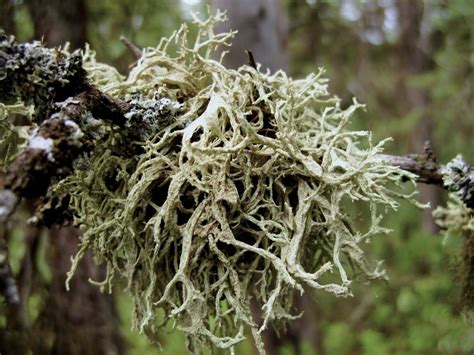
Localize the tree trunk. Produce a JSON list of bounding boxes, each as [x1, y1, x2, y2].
[[35, 227, 124, 355], [212, 0, 288, 72], [0, 0, 15, 34], [26, 0, 87, 49], [396, 0, 440, 234]]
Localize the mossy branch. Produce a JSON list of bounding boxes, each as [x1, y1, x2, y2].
[[0, 33, 129, 306]]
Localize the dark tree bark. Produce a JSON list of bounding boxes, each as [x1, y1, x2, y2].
[[0, 0, 15, 34], [36, 227, 124, 355], [26, 0, 87, 49]]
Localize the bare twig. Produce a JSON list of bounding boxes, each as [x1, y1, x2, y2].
[[246, 50, 258, 70], [120, 36, 142, 60], [379, 153, 444, 185], [379, 142, 473, 208]]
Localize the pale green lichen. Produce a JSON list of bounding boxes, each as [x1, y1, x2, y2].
[[0, 102, 33, 168], [434, 195, 474, 236], [434, 195, 474, 324], [49, 12, 421, 353]]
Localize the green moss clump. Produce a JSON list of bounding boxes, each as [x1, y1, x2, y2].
[[48, 12, 420, 353]]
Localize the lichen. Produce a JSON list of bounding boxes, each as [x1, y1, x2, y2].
[[28, 134, 54, 161], [123, 93, 183, 141], [441, 155, 474, 208], [43, 12, 422, 353], [0, 32, 86, 123], [0, 102, 33, 168], [434, 195, 474, 324]]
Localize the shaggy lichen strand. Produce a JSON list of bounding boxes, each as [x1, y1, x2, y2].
[[58, 13, 419, 353], [82, 44, 124, 92], [434, 195, 474, 237]]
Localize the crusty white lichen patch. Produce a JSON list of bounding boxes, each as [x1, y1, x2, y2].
[[28, 134, 54, 161], [64, 118, 84, 143]]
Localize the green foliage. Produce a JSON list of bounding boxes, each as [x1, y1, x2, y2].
[[324, 322, 354, 354]]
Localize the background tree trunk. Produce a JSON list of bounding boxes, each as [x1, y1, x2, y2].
[[26, 0, 87, 48], [0, 0, 15, 34], [396, 0, 440, 234], [212, 0, 288, 72]]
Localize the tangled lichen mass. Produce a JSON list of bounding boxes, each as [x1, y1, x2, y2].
[[2, 13, 422, 353]]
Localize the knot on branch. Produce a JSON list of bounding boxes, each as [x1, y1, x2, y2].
[[5, 105, 85, 198]]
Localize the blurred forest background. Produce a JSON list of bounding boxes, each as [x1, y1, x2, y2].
[[0, 0, 473, 354]]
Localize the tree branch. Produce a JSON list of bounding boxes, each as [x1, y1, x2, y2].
[[120, 36, 142, 60], [379, 142, 473, 208], [0, 34, 131, 303], [379, 153, 443, 185]]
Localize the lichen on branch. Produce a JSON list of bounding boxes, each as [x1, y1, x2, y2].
[[434, 195, 474, 324], [40, 12, 422, 352]]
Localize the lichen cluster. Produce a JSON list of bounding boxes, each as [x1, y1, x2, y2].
[[49, 13, 420, 352], [434, 195, 474, 324], [441, 155, 474, 209], [2, 13, 420, 353]]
